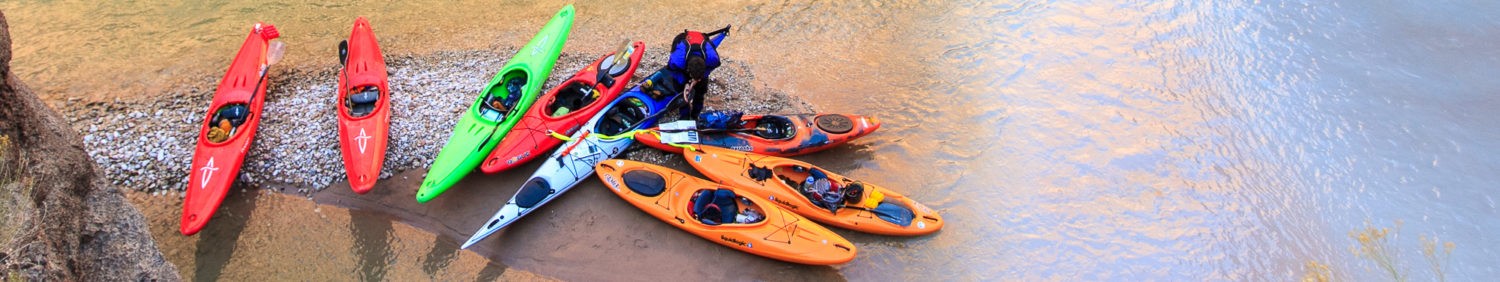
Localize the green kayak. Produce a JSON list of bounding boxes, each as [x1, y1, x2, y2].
[[419, 5, 574, 202]]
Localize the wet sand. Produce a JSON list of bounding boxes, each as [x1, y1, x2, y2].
[[125, 189, 554, 281]]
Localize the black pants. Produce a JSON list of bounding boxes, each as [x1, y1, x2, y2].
[[679, 81, 708, 119]]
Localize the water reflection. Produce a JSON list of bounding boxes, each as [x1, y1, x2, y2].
[[193, 186, 260, 281], [421, 235, 460, 276], [348, 210, 394, 281]]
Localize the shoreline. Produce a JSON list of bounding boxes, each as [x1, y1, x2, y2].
[[61, 47, 812, 195], [80, 46, 841, 280]]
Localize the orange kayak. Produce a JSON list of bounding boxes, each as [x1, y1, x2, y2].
[[633, 113, 880, 156], [685, 145, 943, 236], [595, 159, 857, 265]]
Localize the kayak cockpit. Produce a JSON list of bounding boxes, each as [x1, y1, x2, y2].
[[746, 115, 795, 140], [514, 178, 552, 209], [769, 166, 863, 211], [546, 80, 599, 118], [480, 70, 528, 122], [689, 188, 765, 226], [595, 97, 649, 136], [345, 85, 381, 118], [205, 103, 250, 144], [766, 164, 918, 226]]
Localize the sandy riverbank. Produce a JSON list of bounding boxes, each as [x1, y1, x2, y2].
[[60, 47, 811, 195], [64, 45, 857, 280]]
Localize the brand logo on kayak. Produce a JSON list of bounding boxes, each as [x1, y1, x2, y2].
[[771, 196, 798, 210], [720, 235, 748, 247], [355, 128, 372, 154], [506, 151, 530, 165], [602, 174, 619, 189], [199, 158, 219, 189], [532, 34, 550, 56]]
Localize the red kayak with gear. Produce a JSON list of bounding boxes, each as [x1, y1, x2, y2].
[[479, 41, 645, 173], [634, 113, 881, 156], [335, 17, 391, 194], [183, 23, 283, 235]]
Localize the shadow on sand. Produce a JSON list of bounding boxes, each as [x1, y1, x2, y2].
[[310, 143, 876, 280]]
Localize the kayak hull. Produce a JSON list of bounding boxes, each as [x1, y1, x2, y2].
[[182, 23, 278, 236], [337, 17, 391, 194], [596, 160, 857, 265], [481, 41, 646, 174], [686, 145, 944, 236], [635, 113, 881, 156], [418, 5, 574, 202]]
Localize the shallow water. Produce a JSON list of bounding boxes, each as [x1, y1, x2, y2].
[[7, 0, 1500, 280]]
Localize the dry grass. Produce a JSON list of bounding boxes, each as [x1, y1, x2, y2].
[[1343, 220, 1458, 282], [1420, 234, 1455, 282], [1302, 261, 1332, 282]]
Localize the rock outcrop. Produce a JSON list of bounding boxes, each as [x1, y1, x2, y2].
[[0, 10, 180, 281]]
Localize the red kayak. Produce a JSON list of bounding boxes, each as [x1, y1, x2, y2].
[[183, 23, 281, 235], [634, 114, 881, 156], [335, 17, 391, 194], [479, 41, 645, 173]]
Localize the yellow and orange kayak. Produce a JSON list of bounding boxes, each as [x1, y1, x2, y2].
[[684, 145, 943, 236], [595, 159, 857, 265]]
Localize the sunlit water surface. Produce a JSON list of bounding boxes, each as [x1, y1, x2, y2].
[[4, 0, 1498, 280]]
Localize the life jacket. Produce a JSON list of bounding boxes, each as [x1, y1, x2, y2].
[[668, 26, 729, 79]]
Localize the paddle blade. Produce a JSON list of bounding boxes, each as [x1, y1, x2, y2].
[[266, 41, 286, 66], [609, 39, 632, 67], [338, 40, 349, 66]]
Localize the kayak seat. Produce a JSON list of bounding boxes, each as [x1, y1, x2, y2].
[[691, 189, 739, 225], [216, 104, 250, 126], [643, 72, 683, 100], [692, 190, 720, 225], [548, 81, 596, 117], [347, 88, 380, 117], [502, 76, 525, 107], [712, 189, 739, 224], [752, 116, 795, 140], [596, 98, 648, 136], [479, 76, 526, 121]]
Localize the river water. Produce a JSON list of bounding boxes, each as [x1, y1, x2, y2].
[[5, 0, 1499, 280]]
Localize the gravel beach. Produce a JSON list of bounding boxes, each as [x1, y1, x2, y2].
[[61, 47, 814, 195]]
